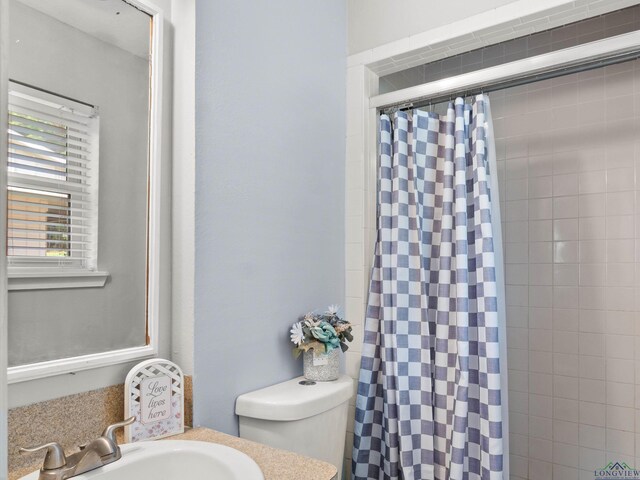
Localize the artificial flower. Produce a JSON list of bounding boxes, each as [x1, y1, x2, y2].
[[334, 322, 351, 333], [310, 321, 341, 351], [290, 306, 353, 356], [290, 322, 305, 346], [304, 313, 320, 328]]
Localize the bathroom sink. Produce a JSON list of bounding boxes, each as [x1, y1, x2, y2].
[[20, 440, 264, 480]]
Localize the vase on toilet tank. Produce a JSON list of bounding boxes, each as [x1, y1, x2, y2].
[[303, 348, 339, 381]]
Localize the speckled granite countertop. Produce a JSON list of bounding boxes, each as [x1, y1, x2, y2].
[[9, 427, 338, 480]]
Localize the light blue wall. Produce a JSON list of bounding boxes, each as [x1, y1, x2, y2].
[[194, 1, 346, 435]]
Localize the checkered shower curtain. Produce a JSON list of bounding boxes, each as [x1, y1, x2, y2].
[[352, 96, 504, 480]]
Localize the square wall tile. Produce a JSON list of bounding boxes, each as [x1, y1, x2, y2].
[[529, 241, 552, 262], [529, 176, 553, 198], [580, 310, 605, 334], [579, 401, 606, 427], [606, 358, 634, 384], [607, 167, 635, 192], [606, 405, 635, 431], [553, 464, 580, 480], [579, 263, 606, 286], [579, 355, 605, 380], [555, 241, 579, 263], [579, 240, 605, 263], [579, 378, 605, 404], [554, 419, 579, 445], [579, 171, 606, 194], [606, 382, 634, 408], [579, 424, 605, 450], [579, 333, 605, 357], [554, 218, 579, 241], [605, 215, 634, 239], [579, 217, 606, 240], [554, 398, 579, 423], [555, 264, 579, 286], [529, 221, 552, 242], [529, 437, 553, 462], [554, 196, 580, 218], [529, 415, 553, 440], [554, 174, 579, 196], [553, 308, 579, 331], [529, 307, 552, 330], [578, 193, 606, 217], [553, 463, 579, 479], [579, 446, 606, 471], [529, 394, 553, 419], [606, 428, 635, 456]]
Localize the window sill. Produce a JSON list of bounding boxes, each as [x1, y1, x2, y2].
[[8, 270, 110, 291]]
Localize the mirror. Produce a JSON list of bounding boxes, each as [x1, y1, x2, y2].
[[6, 0, 161, 379]]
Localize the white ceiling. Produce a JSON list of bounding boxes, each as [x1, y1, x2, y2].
[[18, 0, 151, 58]]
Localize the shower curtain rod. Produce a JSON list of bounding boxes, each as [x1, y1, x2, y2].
[[373, 29, 640, 115], [385, 51, 640, 114]]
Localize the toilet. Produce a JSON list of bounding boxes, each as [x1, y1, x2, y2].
[[235, 375, 353, 480]]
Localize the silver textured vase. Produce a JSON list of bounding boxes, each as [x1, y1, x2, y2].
[[303, 348, 339, 381]]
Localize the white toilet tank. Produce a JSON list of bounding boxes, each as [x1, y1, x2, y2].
[[235, 375, 353, 480]]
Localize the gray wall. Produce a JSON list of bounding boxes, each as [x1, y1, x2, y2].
[[194, 0, 346, 435], [8, 1, 149, 366]]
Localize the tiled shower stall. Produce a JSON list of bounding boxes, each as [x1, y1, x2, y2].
[[493, 61, 640, 479], [344, 6, 640, 480]]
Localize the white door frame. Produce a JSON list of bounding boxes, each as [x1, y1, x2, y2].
[[0, 0, 9, 475]]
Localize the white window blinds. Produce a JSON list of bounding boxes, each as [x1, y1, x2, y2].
[[7, 82, 99, 270]]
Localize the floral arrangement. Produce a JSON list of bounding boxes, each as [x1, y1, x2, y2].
[[290, 305, 353, 357]]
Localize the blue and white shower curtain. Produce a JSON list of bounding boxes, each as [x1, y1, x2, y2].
[[352, 96, 507, 480]]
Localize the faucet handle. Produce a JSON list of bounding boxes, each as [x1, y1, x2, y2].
[[19, 442, 67, 470], [101, 416, 136, 444]]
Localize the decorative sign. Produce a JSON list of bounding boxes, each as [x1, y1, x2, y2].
[[140, 376, 171, 423], [124, 358, 184, 442]]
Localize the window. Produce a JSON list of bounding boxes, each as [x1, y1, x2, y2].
[[7, 82, 100, 275]]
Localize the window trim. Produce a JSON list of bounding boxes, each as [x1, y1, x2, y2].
[[7, 0, 164, 383], [7, 269, 109, 291]]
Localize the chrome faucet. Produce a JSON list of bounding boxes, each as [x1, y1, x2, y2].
[[20, 417, 135, 480]]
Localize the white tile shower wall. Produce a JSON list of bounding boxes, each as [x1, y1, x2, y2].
[[493, 59, 640, 479], [342, 63, 379, 479]]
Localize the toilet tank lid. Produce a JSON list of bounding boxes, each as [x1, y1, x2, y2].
[[235, 375, 353, 421]]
